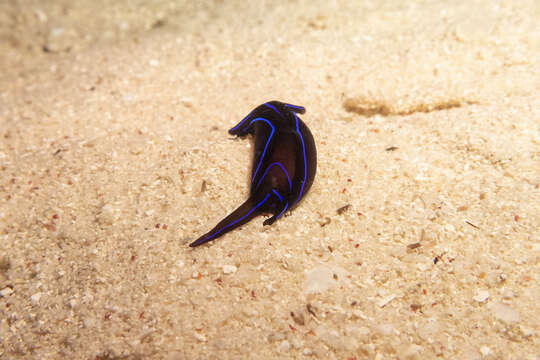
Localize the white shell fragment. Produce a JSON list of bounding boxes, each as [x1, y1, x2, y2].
[[222, 265, 237, 274], [473, 290, 490, 303], [305, 266, 335, 294]]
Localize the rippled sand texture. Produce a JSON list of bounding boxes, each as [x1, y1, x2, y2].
[[1, 1, 539, 359]]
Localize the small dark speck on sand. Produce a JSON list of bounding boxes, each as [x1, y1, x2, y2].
[[337, 204, 351, 215]]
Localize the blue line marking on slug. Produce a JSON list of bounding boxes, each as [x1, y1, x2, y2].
[[284, 103, 305, 112], [292, 113, 307, 206], [276, 202, 289, 220], [249, 117, 275, 183], [199, 193, 272, 243], [255, 162, 292, 192], [230, 109, 255, 132], [272, 189, 283, 202], [264, 103, 285, 119]]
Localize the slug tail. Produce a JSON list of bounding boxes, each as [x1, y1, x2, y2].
[[189, 194, 270, 247]]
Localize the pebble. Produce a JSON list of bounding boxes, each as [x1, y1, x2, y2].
[[0, 255, 10, 271], [519, 324, 534, 337], [277, 340, 290, 352], [290, 338, 302, 349], [69, 298, 77, 308], [34, 9, 48, 22], [49, 27, 65, 38], [480, 346, 491, 356], [267, 332, 286, 342], [194, 332, 206, 342], [488, 302, 520, 324], [0, 287, 13, 297], [290, 309, 305, 325], [44, 27, 77, 52], [314, 326, 343, 349], [375, 323, 393, 336], [222, 265, 237, 274], [400, 344, 423, 359], [30, 292, 42, 305]]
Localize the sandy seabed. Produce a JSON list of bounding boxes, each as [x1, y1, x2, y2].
[[1, 1, 539, 359]]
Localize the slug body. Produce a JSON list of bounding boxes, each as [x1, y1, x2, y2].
[[189, 101, 317, 247]]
